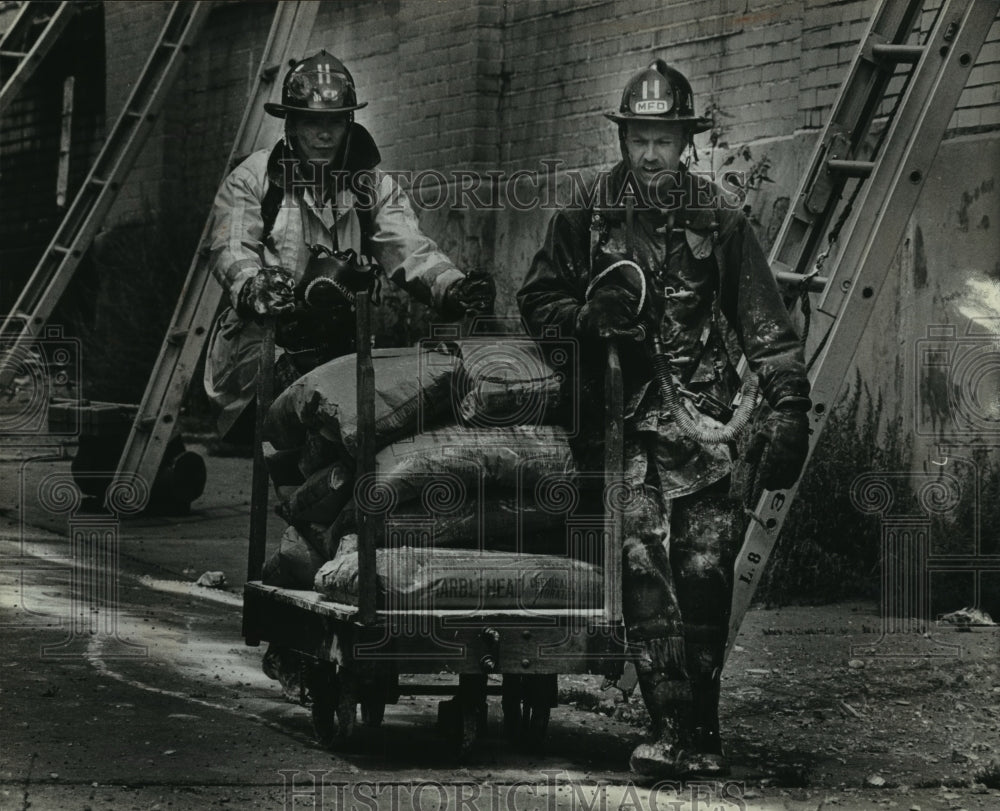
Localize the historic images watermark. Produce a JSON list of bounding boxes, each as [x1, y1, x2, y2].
[[1, 322, 147, 658], [277, 770, 749, 811], [848, 318, 1000, 657], [274, 160, 748, 214]]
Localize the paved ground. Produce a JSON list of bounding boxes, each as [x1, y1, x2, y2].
[[1, 437, 998, 810]]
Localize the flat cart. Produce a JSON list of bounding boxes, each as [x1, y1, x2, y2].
[[242, 294, 628, 753]]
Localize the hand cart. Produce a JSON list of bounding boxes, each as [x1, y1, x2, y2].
[[241, 293, 628, 753]]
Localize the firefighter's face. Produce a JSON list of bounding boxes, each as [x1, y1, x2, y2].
[[286, 113, 349, 163], [624, 121, 686, 189]]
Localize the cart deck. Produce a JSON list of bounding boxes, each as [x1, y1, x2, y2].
[[241, 298, 628, 752]]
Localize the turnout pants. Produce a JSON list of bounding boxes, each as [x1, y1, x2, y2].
[[620, 434, 743, 685]]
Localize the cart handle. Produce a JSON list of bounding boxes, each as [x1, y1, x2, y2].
[[355, 291, 378, 625], [247, 323, 276, 584], [602, 341, 624, 624]]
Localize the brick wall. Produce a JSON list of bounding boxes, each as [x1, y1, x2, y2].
[[0, 2, 105, 309], [100, 1, 1000, 227], [91, 1, 999, 334], [101, 0, 171, 227]]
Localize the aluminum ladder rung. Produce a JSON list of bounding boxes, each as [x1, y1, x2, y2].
[[260, 63, 283, 82], [826, 159, 876, 178], [871, 43, 925, 63], [775, 270, 829, 293]]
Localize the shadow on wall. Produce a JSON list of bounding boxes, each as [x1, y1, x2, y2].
[[68, 216, 203, 408]]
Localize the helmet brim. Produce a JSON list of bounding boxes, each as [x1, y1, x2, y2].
[[604, 111, 713, 134], [264, 101, 368, 118]]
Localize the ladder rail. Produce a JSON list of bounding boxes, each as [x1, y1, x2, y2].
[[0, 1, 213, 387], [726, 0, 1000, 660], [110, 1, 320, 507], [768, 0, 925, 283], [0, 1, 78, 116]]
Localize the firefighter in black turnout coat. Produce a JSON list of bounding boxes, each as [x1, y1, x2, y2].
[[517, 60, 812, 778]]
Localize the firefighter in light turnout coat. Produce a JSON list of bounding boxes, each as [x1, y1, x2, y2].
[[517, 61, 812, 777], [204, 51, 494, 436]]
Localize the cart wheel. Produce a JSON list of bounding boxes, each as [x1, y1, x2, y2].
[[501, 675, 524, 742], [358, 675, 388, 728], [307, 665, 357, 749], [438, 675, 488, 758], [360, 698, 385, 728], [501, 674, 556, 752]]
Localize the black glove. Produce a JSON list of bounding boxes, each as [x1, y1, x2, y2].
[[236, 268, 296, 321], [442, 272, 496, 319], [744, 407, 810, 492], [577, 285, 641, 338], [274, 303, 354, 354]]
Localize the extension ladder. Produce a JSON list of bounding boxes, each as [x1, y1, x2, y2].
[[0, 0, 79, 115], [109, 1, 320, 507], [0, 1, 212, 387], [726, 0, 1000, 658]]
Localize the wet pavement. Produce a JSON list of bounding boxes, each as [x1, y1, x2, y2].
[[1, 439, 998, 810]]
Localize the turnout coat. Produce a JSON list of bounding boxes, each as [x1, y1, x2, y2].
[[517, 162, 810, 497], [204, 126, 464, 435]]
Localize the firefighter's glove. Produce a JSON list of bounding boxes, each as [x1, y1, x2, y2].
[[745, 406, 810, 492], [577, 286, 641, 339], [442, 272, 496, 319], [236, 268, 296, 321]]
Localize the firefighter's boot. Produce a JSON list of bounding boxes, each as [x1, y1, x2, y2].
[[675, 639, 729, 776], [628, 672, 694, 777], [677, 673, 730, 776]]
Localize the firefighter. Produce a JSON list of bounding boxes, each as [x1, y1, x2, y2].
[[204, 50, 494, 437], [517, 60, 811, 777]]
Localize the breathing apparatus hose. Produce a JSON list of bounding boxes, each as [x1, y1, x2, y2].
[[586, 248, 758, 444], [649, 335, 759, 445]]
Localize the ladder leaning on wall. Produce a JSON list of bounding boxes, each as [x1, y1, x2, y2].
[[106, 0, 320, 511], [0, 1, 212, 386], [0, 0, 319, 512], [0, 0, 80, 116], [725, 0, 1000, 659]]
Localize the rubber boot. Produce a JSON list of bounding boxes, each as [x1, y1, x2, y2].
[[628, 673, 695, 778], [677, 674, 730, 777]]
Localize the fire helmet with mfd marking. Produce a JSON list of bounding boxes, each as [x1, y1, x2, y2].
[[264, 50, 367, 118], [605, 59, 712, 134]]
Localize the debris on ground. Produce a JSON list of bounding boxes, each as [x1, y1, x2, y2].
[[938, 607, 995, 627], [195, 571, 227, 589]]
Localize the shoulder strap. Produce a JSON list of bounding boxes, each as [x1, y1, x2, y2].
[[712, 227, 746, 370], [259, 175, 378, 260], [350, 169, 383, 263], [355, 204, 375, 261], [259, 180, 284, 251]]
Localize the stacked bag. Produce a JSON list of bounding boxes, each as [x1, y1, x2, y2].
[[260, 338, 606, 611]]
